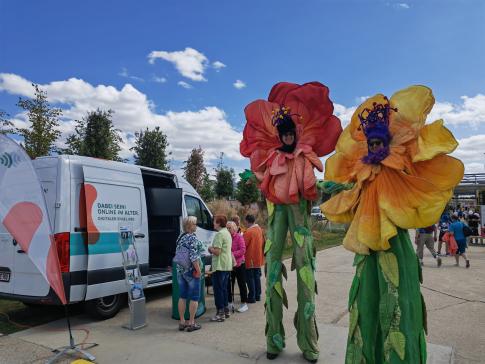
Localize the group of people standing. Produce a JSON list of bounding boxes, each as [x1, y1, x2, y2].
[[415, 208, 475, 268], [175, 213, 265, 332]]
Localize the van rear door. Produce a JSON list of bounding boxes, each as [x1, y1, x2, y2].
[[0, 224, 14, 294], [0, 159, 56, 299], [11, 165, 56, 297], [81, 165, 147, 300]]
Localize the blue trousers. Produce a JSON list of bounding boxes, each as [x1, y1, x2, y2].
[[212, 271, 230, 310], [245, 267, 262, 301]]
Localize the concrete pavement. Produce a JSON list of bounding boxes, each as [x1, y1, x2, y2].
[[2, 239, 484, 363]]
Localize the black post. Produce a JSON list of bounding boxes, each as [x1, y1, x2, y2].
[[64, 305, 75, 349]]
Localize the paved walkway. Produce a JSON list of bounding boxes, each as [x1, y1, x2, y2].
[[2, 238, 484, 363]]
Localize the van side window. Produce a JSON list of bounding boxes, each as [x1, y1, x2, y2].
[[200, 203, 212, 230], [184, 195, 212, 230], [185, 195, 203, 223]]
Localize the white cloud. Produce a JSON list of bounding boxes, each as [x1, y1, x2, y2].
[[0, 73, 36, 97], [118, 67, 144, 82], [356, 96, 370, 103], [233, 80, 246, 89], [333, 103, 356, 127], [0, 73, 243, 163], [147, 47, 208, 81], [152, 76, 167, 83], [397, 3, 410, 9], [427, 94, 485, 127], [451, 134, 485, 173], [177, 81, 192, 89], [212, 61, 226, 70]]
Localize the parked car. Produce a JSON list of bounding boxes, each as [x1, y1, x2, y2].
[[311, 206, 325, 221]]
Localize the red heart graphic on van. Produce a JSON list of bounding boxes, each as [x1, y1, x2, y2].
[[3, 202, 43, 253]]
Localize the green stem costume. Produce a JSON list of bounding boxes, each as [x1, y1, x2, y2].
[[348, 228, 427, 364], [264, 200, 319, 361]]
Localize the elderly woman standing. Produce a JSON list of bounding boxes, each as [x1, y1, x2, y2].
[[175, 216, 204, 332], [208, 215, 233, 322], [226, 221, 248, 313]]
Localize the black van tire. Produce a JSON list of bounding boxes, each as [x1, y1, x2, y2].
[[84, 294, 123, 320]]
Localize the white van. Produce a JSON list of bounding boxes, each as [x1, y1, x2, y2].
[[0, 155, 215, 319]]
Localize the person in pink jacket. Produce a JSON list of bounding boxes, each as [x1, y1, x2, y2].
[[226, 221, 249, 313]]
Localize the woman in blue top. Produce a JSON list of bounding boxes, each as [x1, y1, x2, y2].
[[448, 214, 470, 268], [175, 216, 205, 331]]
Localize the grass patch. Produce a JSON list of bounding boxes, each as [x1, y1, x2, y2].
[[0, 299, 76, 335], [281, 221, 346, 260]]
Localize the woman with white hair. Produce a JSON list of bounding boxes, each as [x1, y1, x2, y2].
[[226, 220, 249, 313], [175, 216, 205, 332]]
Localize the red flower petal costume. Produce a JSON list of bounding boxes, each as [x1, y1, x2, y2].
[[240, 82, 342, 204], [240, 82, 342, 360]]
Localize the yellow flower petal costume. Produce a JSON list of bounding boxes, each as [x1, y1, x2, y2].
[[321, 85, 464, 254], [321, 85, 464, 363]]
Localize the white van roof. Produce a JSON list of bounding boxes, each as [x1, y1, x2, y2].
[[35, 155, 198, 195]]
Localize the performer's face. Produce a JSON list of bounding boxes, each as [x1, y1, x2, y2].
[[368, 138, 384, 153], [282, 132, 295, 146]]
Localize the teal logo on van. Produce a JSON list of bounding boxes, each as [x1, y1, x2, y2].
[[70, 232, 127, 256], [0, 152, 21, 168]]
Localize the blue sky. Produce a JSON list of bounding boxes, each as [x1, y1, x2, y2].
[[1, 0, 485, 175]]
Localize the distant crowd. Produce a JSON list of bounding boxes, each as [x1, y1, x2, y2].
[[415, 205, 480, 269]]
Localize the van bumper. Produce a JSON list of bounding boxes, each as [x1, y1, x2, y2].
[[0, 287, 63, 305]]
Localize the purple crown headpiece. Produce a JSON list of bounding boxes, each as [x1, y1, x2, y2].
[[357, 97, 397, 138]]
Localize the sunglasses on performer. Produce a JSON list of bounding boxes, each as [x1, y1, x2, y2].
[[368, 140, 383, 147]]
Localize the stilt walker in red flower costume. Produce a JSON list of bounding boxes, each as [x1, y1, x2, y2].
[[240, 82, 342, 362]]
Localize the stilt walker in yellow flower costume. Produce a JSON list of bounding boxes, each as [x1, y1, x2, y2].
[[240, 82, 342, 362], [320, 86, 464, 364]]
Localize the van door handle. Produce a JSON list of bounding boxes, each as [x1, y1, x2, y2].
[[17, 249, 25, 254], [12, 239, 17, 246], [134, 233, 145, 239], [74, 227, 87, 232]]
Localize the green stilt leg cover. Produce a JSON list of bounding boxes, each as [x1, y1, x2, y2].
[[265, 200, 319, 361], [347, 228, 427, 364]]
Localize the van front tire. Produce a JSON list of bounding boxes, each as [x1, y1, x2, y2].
[[85, 294, 123, 320]]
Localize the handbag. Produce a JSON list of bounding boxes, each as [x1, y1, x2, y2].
[[173, 234, 192, 270], [463, 224, 473, 237]]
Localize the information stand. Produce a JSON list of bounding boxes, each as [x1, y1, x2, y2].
[[119, 225, 147, 330]]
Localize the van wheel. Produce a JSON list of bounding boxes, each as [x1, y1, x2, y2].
[[85, 294, 123, 320]]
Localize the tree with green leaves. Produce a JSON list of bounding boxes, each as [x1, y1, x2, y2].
[[64, 109, 123, 161], [16, 84, 62, 158], [236, 178, 260, 206], [183, 146, 207, 192], [215, 153, 235, 199], [0, 110, 14, 134], [131, 126, 170, 170], [199, 173, 216, 201]]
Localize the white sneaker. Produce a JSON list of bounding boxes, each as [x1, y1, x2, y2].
[[237, 303, 248, 313]]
